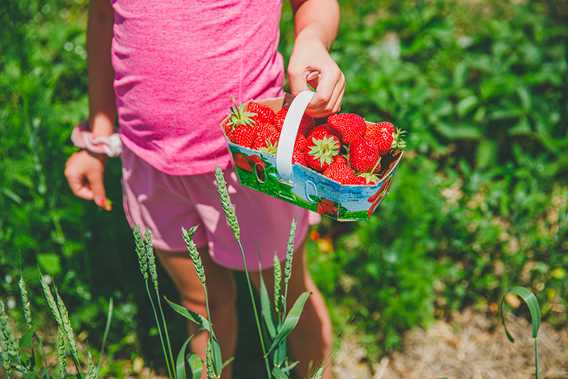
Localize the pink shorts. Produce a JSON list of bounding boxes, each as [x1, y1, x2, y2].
[[121, 146, 320, 271]]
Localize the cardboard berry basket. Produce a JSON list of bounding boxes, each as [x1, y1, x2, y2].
[[221, 91, 403, 221]]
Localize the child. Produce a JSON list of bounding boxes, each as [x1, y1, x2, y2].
[[65, 1, 343, 378]]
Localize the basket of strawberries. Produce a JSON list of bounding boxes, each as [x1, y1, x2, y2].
[[221, 91, 405, 221]]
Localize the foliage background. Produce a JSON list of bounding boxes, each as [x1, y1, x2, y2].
[[1, 0, 567, 376]]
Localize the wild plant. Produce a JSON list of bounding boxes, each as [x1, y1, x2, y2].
[[0, 274, 113, 378], [133, 167, 324, 378]]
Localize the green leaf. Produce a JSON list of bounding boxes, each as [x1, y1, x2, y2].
[[259, 274, 277, 338], [267, 292, 310, 354], [499, 286, 541, 341], [188, 354, 203, 379], [476, 140, 496, 169], [176, 336, 192, 379], [19, 329, 34, 349], [435, 123, 482, 140], [97, 298, 114, 373], [310, 367, 324, 379], [499, 287, 542, 379], [37, 253, 61, 275], [209, 336, 224, 378], [165, 297, 211, 332], [457, 95, 478, 116], [272, 366, 288, 379]]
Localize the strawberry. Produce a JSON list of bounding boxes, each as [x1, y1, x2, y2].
[[323, 157, 359, 184], [234, 153, 252, 172], [230, 125, 258, 148], [293, 134, 308, 165], [366, 122, 406, 155], [349, 137, 381, 173], [224, 103, 256, 138], [247, 101, 275, 124], [252, 124, 280, 153], [304, 126, 341, 172], [316, 199, 337, 215], [327, 113, 366, 145], [274, 107, 314, 135]]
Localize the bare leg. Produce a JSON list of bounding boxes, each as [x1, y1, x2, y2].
[[251, 242, 333, 379], [156, 248, 237, 379]]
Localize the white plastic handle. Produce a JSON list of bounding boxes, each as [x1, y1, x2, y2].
[[276, 90, 315, 181]]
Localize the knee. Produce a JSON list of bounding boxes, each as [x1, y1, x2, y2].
[[180, 282, 237, 318], [180, 292, 207, 317]]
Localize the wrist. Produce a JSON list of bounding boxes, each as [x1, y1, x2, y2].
[[296, 25, 330, 49], [89, 114, 115, 138]]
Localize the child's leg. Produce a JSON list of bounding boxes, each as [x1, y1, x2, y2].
[[156, 248, 237, 379], [251, 242, 333, 379]]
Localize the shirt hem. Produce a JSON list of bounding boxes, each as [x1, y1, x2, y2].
[[120, 136, 233, 176]]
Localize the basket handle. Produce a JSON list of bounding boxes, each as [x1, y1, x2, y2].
[[276, 90, 315, 181]]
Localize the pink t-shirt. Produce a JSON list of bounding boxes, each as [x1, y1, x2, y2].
[[111, 0, 284, 175]]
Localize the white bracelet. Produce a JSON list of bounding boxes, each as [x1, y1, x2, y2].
[[70, 122, 122, 157]]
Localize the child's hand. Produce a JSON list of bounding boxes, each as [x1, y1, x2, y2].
[[288, 31, 345, 118], [65, 150, 110, 210]]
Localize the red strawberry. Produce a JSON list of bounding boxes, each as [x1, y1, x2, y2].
[[349, 137, 381, 173], [366, 122, 406, 155], [293, 134, 308, 165], [230, 125, 258, 148], [247, 102, 275, 124], [323, 158, 359, 184], [252, 124, 279, 153], [234, 153, 252, 172], [316, 199, 337, 215], [365, 122, 392, 143], [327, 113, 366, 145], [305, 126, 341, 172], [224, 103, 256, 138], [354, 177, 369, 185], [274, 108, 314, 135]]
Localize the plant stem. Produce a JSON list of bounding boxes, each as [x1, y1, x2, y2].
[[144, 281, 174, 378], [236, 240, 272, 379], [154, 287, 176, 376], [534, 338, 540, 379]]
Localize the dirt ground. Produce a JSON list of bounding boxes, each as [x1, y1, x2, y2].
[[333, 309, 568, 379]]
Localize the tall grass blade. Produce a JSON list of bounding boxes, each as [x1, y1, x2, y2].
[[310, 367, 324, 379], [176, 336, 192, 379], [188, 353, 203, 379], [499, 286, 542, 379], [96, 298, 114, 375], [259, 274, 277, 338], [164, 297, 211, 332], [267, 292, 310, 355]]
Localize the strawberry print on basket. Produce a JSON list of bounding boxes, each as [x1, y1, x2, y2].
[[220, 91, 404, 221]]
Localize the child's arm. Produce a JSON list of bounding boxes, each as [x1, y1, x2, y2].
[[87, 0, 116, 138], [288, 0, 342, 117], [65, 0, 115, 209]]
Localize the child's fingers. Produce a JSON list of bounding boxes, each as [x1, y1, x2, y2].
[[86, 170, 107, 208], [327, 73, 345, 115], [65, 170, 94, 200], [307, 65, 342, 117]]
